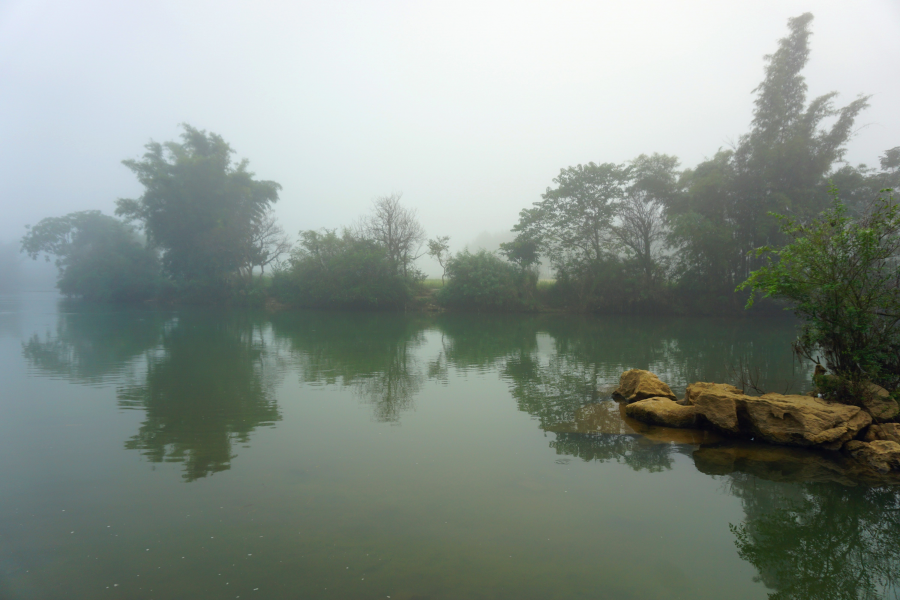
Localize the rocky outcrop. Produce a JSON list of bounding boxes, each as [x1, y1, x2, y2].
[[612, 369, 898, 478], [625, 397, 699, 428], [744, 394, 871, 450], [682, 382, 741, 405], [860, 383, 900, 422], [690, 385, 745, 434], [843, 440, 900, 473], [862, 423, 900, 444], [624, 373, 872, 451], [683, 384, 871, 450], [612, 369, 676, 403]]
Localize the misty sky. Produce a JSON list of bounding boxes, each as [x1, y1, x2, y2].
[[2, 0, 899, 275]]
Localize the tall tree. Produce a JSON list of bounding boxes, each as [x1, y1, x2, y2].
[[666, 13, 870, 297], [731, 12, 869, 277], [116, 125, 281, 287], [613, 153, 680, 284]]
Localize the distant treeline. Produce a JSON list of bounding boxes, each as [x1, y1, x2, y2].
[[19, 13, 899, 315]]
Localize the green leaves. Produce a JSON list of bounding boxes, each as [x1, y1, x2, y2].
[[740, 187, 900, 386], [20, 211, 161, 302], [117, 124, 281, 287]]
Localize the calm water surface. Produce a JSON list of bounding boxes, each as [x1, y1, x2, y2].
[[1, 292, 897, 600]]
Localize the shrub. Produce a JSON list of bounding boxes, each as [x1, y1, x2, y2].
[[437, 249, 535, 311], [741, 188, 900, 390], [271, 229, 415, 309]]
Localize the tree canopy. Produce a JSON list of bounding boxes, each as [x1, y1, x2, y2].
[[21, 210, 160, 302], [116, 124, 282, 287]]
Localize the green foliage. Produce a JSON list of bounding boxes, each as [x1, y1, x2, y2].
[[613, 153, 679, 284], [271, 229, 416, 309], [512, 162, 625, 272], [498, 237, 540, 271], [667, 13, 869, 299], [21, 211, 161, 302], [740, 187, 900, 388], [116, 124, 281, 290], [437, 249, 536, 311]]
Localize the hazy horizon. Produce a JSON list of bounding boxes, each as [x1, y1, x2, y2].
[[2, 0, 899, 279]]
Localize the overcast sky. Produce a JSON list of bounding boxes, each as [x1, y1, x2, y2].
[[2, 0, 899, 274]]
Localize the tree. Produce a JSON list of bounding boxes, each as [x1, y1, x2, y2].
[[509, 162, 627, 308], [116, 125, 281, 289], [730, 12, 869, 277], [242, 208, 291, 283], [426, 235, 451, 285], [21, 211, 160, 302], [829, 147, 900, 217], [358, 193, 426, 277], [665, 13, 870, 303], [513, 162, 625, 269], [613, 153, 680, 284], [740, 187, 900, 390]]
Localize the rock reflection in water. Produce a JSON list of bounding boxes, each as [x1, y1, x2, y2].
[[544, 401, 719, 472], [695, 441, 900, 487]]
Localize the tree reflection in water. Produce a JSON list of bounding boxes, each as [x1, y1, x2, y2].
[[727, 476, 900, 600], [550, 432, 687, 472], [118, 313, 282, 481], [21, 302, 169, 384], [270, 311, 428, 423], [20, 307, 283, 481]]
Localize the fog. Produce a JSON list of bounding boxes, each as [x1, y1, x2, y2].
[[1, 0, 899, 279]]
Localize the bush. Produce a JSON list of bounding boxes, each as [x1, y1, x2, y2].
[[270, 229, 415, 309], [741, 188, 900, 390], [437, 249, 535, 311]]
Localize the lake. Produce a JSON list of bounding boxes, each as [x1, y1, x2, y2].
[[1, 292, 897, 600]]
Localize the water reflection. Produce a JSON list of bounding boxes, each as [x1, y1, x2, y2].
[[726, 476, 900, 599], [21, 307, 282, 481], [0, 295, 22, 340], [549, 432, 689, 472], [118, 313, 282, 481], [21, 304, 169, 384], [270, 311, 428, 423]]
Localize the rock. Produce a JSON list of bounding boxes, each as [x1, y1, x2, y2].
[[862, 423, 900, 444], [625, 397, 699, 428], [743, 394, 872, 451], [612, 370, 676, 403], [860, 383, 900, 422], [682, 382, 742, 406], [689, 386, 872, 449], [691, 386, 745, 434], [843, 440, 900, 473]]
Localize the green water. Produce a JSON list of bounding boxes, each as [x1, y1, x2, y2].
[[1, 293, 897, 600]]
